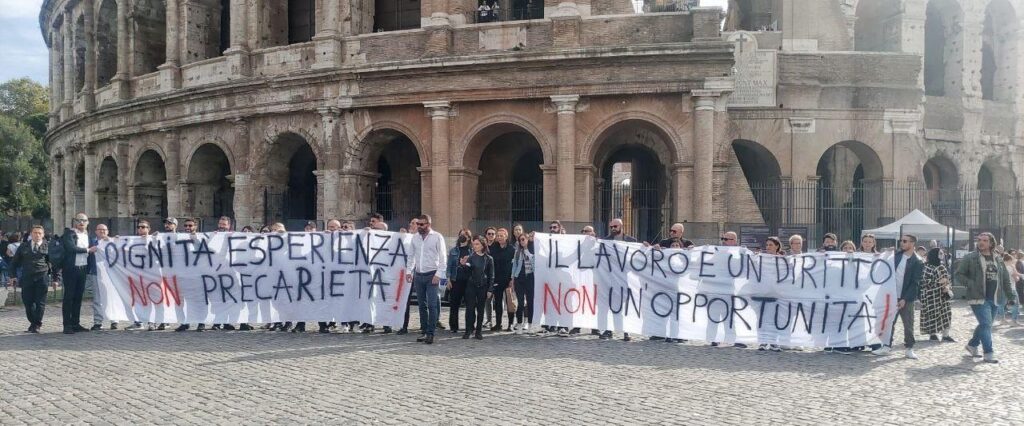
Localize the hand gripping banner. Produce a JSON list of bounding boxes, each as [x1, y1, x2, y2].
[[534, 234, 903, 347], [95, 231, 413, 326]]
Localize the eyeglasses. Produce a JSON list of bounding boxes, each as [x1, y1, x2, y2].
[[73, 219, 88, 224], [486, 232, 496, 236], [721, 237, 735, 242]]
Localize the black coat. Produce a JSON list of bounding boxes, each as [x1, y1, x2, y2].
[[894, 251, 924, 304], [10, 240, 51, 279], [60, 228, 90, 270]]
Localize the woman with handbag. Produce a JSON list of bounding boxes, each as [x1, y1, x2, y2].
[[919, 247, 954, 342], [461, 236, 494, 340], [510, 232, 535, 334]]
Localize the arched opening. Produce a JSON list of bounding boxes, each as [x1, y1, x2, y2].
[[97, 157, 119, 218], [186, 144, 234, 222], [924, 0, 963, 97], [366, 129, 422, 223], [923, 155, 961, 225], [74, 162, 86, 215], [131, 0, 167, 75], [723, 0, 781, 32], [977, 159, 1017, 228], [815, 141, 884, 242], [854, 0, 900, 52], [468, 126, 544, 227], [373, 0, 421, 32], [256, 0, 316, 47], [219, 0, 231, 53], [73, 15, 86, 93], [287, 0, 316, 43], [133, 150, 168, 218], [732, 139, 782, 229], [981, 0, 1017, 102], [186, 0, 229, 62], [264, 133, 317, 224], [96, 0, 118, 87], [592, 120, 674, 242]]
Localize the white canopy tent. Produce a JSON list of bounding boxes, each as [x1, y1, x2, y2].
[[860, 209, 968, 242]]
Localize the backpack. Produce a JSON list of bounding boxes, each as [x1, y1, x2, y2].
[[47, 235, 65, 267]]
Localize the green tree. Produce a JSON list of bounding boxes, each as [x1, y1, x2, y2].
[[0, 78, 50, 138], [0, 114, 49, 219]]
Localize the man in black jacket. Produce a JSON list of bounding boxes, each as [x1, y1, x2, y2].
[[872, 234, 924, 359], [60, 213, 97, 334], [600, 218, 637, 341], [8, 225, 52, 333]]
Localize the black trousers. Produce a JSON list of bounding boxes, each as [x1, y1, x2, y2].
[[514, 273, 534, 324], [492, 279, 510, 327], [464, 284, 488, 334], [448, 278, 467, 332], [21, 275, 48, 326], [62, 266, 87, 329], [402, 282, 415, 330]]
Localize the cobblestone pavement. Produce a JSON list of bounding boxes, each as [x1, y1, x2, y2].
[[0, 300, 1022, 424]]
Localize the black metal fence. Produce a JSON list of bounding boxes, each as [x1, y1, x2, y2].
[[476, 183, 544, 225]]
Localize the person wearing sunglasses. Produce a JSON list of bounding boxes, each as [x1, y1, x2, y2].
[[58, 213, 98, 334], [599, 218, 637, 341], [406, 215, 447, 344], [126, 220, 154, 331], [175, 218, 208, 332], [719, 231, 738, 247], [872, 234, 924, 360]]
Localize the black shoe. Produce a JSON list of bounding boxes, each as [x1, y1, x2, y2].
[[425, 334, 434, 344], [569, 328, 580, 335], [211, 324, 222, 331], [395, 328, 407, 335], [175, 325, 189, 332], [109, 323, 118, 330], [63, 328, 75, 334], [623, 334, 632, 342], [90, 324, 102, 331], [157, 324, 166, 331], [416, 334, 427, 342], [362, 326, 373, 334], [665, 338, 677, 343], [436, 322, 446, 330], [223, 324, 236, 331], [650, 336, 665, 341], [239, 324, 253, 331], [281, 322, 293, 332], [599, 331, 611, 340], [590, 329, 601, 336], [292, 324, 305, 333], [72, 325, 89, 332], [474, 331, 483, 340], [383, 327, 394, 334], [490, 325, 502, 331], [450, 329, 460, 334], [27, 325, 37, 333], [196, 324, 206, 332], [733, 343, 747, 348], [942, 336, 956, 343], [929, 335, 939, 341], [463, 332, 471, 339]]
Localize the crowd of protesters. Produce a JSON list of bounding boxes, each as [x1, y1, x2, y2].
[[2, 212, 1020, 363]]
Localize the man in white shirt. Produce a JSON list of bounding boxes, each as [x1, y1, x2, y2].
[[407, 214, 447, 344], [60, 213, 98, 334]]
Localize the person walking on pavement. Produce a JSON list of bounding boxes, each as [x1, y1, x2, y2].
[[956, 232, 1019, 363]]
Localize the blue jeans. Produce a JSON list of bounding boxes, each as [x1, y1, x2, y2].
[[969, 300, 997, 354], [414, 272, 440, 336]]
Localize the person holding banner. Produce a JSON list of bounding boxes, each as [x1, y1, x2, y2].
[[8, 225, 52, 333], [175, 218, 207, 332], [599, 219, 636, 342], [788, 235, 804, 255], [60, 213, 97, 334], [872, 234, 923, 359], [88, 224, 117, 331], [957, 232, 1018, 363], [461, 236, 494, 340], [408, 215, 447, 344], [126, 220, 155, 331], [510, 232, 535, 334], [860, 234, 880, 254]]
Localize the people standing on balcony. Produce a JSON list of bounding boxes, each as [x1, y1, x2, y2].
[[872, 234, 923, 360], [446, 228, 474, 334], [920, 247, 954, 343], [408, 214, 447, 344], [511, 232, 535, 335], [87, 224, 117, 331], [461, 236, 494, 340], [60, 213, 96, 335], [600, 218, 636, 342], [478, 2, 493, 23], [7, 225, 52, 333], [489, 228, 515, 332], [957, 232, 1018, 363]]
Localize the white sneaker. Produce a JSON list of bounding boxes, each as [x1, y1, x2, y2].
[[965, 344, 981, 358], [871, 346, 892, 356], [905, 349, 918, 360], [513, 324, 521, 335], [983, 353, 999, 363], [524, 323, 531, 333]]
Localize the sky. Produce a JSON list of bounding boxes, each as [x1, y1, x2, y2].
[[0, 0, 728, 86]]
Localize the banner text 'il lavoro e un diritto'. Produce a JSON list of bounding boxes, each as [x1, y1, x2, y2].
[[533, 234, 903, 347], [96, 231, 413, 327]]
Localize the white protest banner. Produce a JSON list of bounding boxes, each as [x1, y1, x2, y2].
[[95, 231, 412, 326], [533, 234, 903, 347]]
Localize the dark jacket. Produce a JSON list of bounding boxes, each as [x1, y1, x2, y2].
[[60, 228, 90, 270], [894, 251, 924, 303], [489, 242, 516, 289], [9, 240, 51, 279], [446, 244, 472, 282], [954, 250, 1017, 304], [604, 234, 638, 243], [87, 236, 99, 274], [464, 253, 495, 290]]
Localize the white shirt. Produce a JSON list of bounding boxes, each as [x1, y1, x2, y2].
[[74, 229, 89, 267], [409, 229, 447, 279]]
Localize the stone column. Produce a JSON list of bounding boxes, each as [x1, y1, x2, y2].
[[672, 163, 692, 221], [111, 0, 131, 99], [116, 140, 130, 217], [84, 147, 98, 216], [64, 153, 76, 224], [82, 0, 96, 111], [550, 95, 579, 222], [576, 165, 595, 223], [49, 31, 62, 128], [337, 170, 377, 220], [61, 12, 74, 120], [232, 173, 252, 225], [425, 101, 452, 234], [541, 165, 558, 221], [51, 155, 66, 231], [313, 0, 342, 69], [691, 92, 717, 223], [158, 0, 182, 90], [164, 130, 182, 217], [225, 0, 251, 78]]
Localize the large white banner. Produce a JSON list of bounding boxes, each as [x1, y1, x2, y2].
[[96, 231, 413, 326], [534, 234, 903, 347]]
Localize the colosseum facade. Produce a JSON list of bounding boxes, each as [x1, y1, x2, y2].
[[38, 0, 1024, 246]]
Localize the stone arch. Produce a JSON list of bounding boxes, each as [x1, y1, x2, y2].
[[815, 140, 885, 241], [96, 0, 118, 87], [350, 120, 429, 170], [923, 153, 961, 224], [133, 149, 168, 218], [185, 143, 235, 220], [982, 0, 1018, 102], [184, 137, 236, 176], [460, 116, 553, 169], [854, 0, 900, 52], [359, 127, 423, 223], [262, 131, 319, 223], [589, 119, 679, 242], [97, 156, 119, 218], [581, 112, 683, 166], [731, 139, 783, 228], [977, 156, 1017, 227], [259, 125, 323, 169], [462, 122, 548, 224], [131, 0, 167, 76], [924, 0, 963, 97]]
